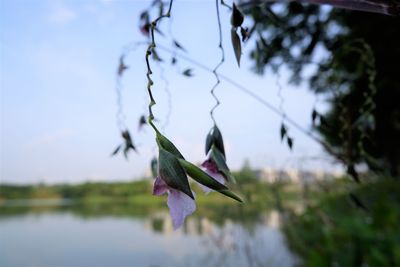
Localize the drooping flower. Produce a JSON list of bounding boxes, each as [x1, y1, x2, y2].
[[151, 133, 241, 229], [200, 159, 226, 193], [153, 176, 196, 229]]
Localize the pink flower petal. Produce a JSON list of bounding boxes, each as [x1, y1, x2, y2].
[[167, 189, 196, 229], [201, 159, 219, 173], [153, 176, 169, 196]]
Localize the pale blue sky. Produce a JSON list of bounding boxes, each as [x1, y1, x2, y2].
[[0, 0, 337, 184]]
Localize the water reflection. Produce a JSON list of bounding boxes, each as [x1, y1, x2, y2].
[[0, 203, 298, 267]]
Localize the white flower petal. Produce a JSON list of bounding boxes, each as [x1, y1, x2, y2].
[[167, 189, 196, 229]]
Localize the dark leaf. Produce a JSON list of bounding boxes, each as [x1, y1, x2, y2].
[[173, 40, 186, 52], [240, 27, 249, 42], [158, 149, 193, 199], [347, 164, 360, 183], [140, 11, 149, 20], [231, 28, 242, 67], [311, 109, 318, 124], [231, 3, 244, 27], [280, 124, 287, 141], [111, 145, 121, 156], [287, 137, 293, 150], [171, 57, 177, 65], [349, 193, 368, 211], [138, 115, 147, 131], [121, 130, 137, 157], [128, 143, 137, 152], [182, 68, 193, 77]]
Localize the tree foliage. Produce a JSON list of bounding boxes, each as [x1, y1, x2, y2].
[[242, 2, 400, 177]]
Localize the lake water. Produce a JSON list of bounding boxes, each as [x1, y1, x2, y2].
[[0, 201, 298, 267]]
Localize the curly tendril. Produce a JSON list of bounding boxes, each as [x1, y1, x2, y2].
[[145, 0, 174, 132]]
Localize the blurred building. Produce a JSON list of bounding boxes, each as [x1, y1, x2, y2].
[[254, 168, 339, 184]]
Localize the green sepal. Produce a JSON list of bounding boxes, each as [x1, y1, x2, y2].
[[178, 159, 242, 203], [205, 132, 213, 155], [156, 133, 185, 159], [210, 146, 236, 183], [158, 149, 193, 199], [205, 126, 225, 157]]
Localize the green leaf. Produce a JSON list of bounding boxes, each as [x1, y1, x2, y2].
[[231, 27, 242, 67], [230, 3, 244, 27], [178, 159, 228, 191], [158, 149, 193, 199], [210, 146, 236, 183], [156, 133, 185, 159], [178, 159, 243, 203]]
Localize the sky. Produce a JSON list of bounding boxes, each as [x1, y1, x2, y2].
[[0, 0, 340, 184]]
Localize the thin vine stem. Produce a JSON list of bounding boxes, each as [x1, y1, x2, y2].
[[157, 61, 172, 134], [115, 70, 127, 131], [210, 0, 225, 126], [145, 0, 174, 130]]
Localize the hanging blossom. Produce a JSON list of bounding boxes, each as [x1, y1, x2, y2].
[[200, 159, 226, 193], [200, 125, 235, 193], [153, 176, 196, 229], [149, 132, 241, 230]]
